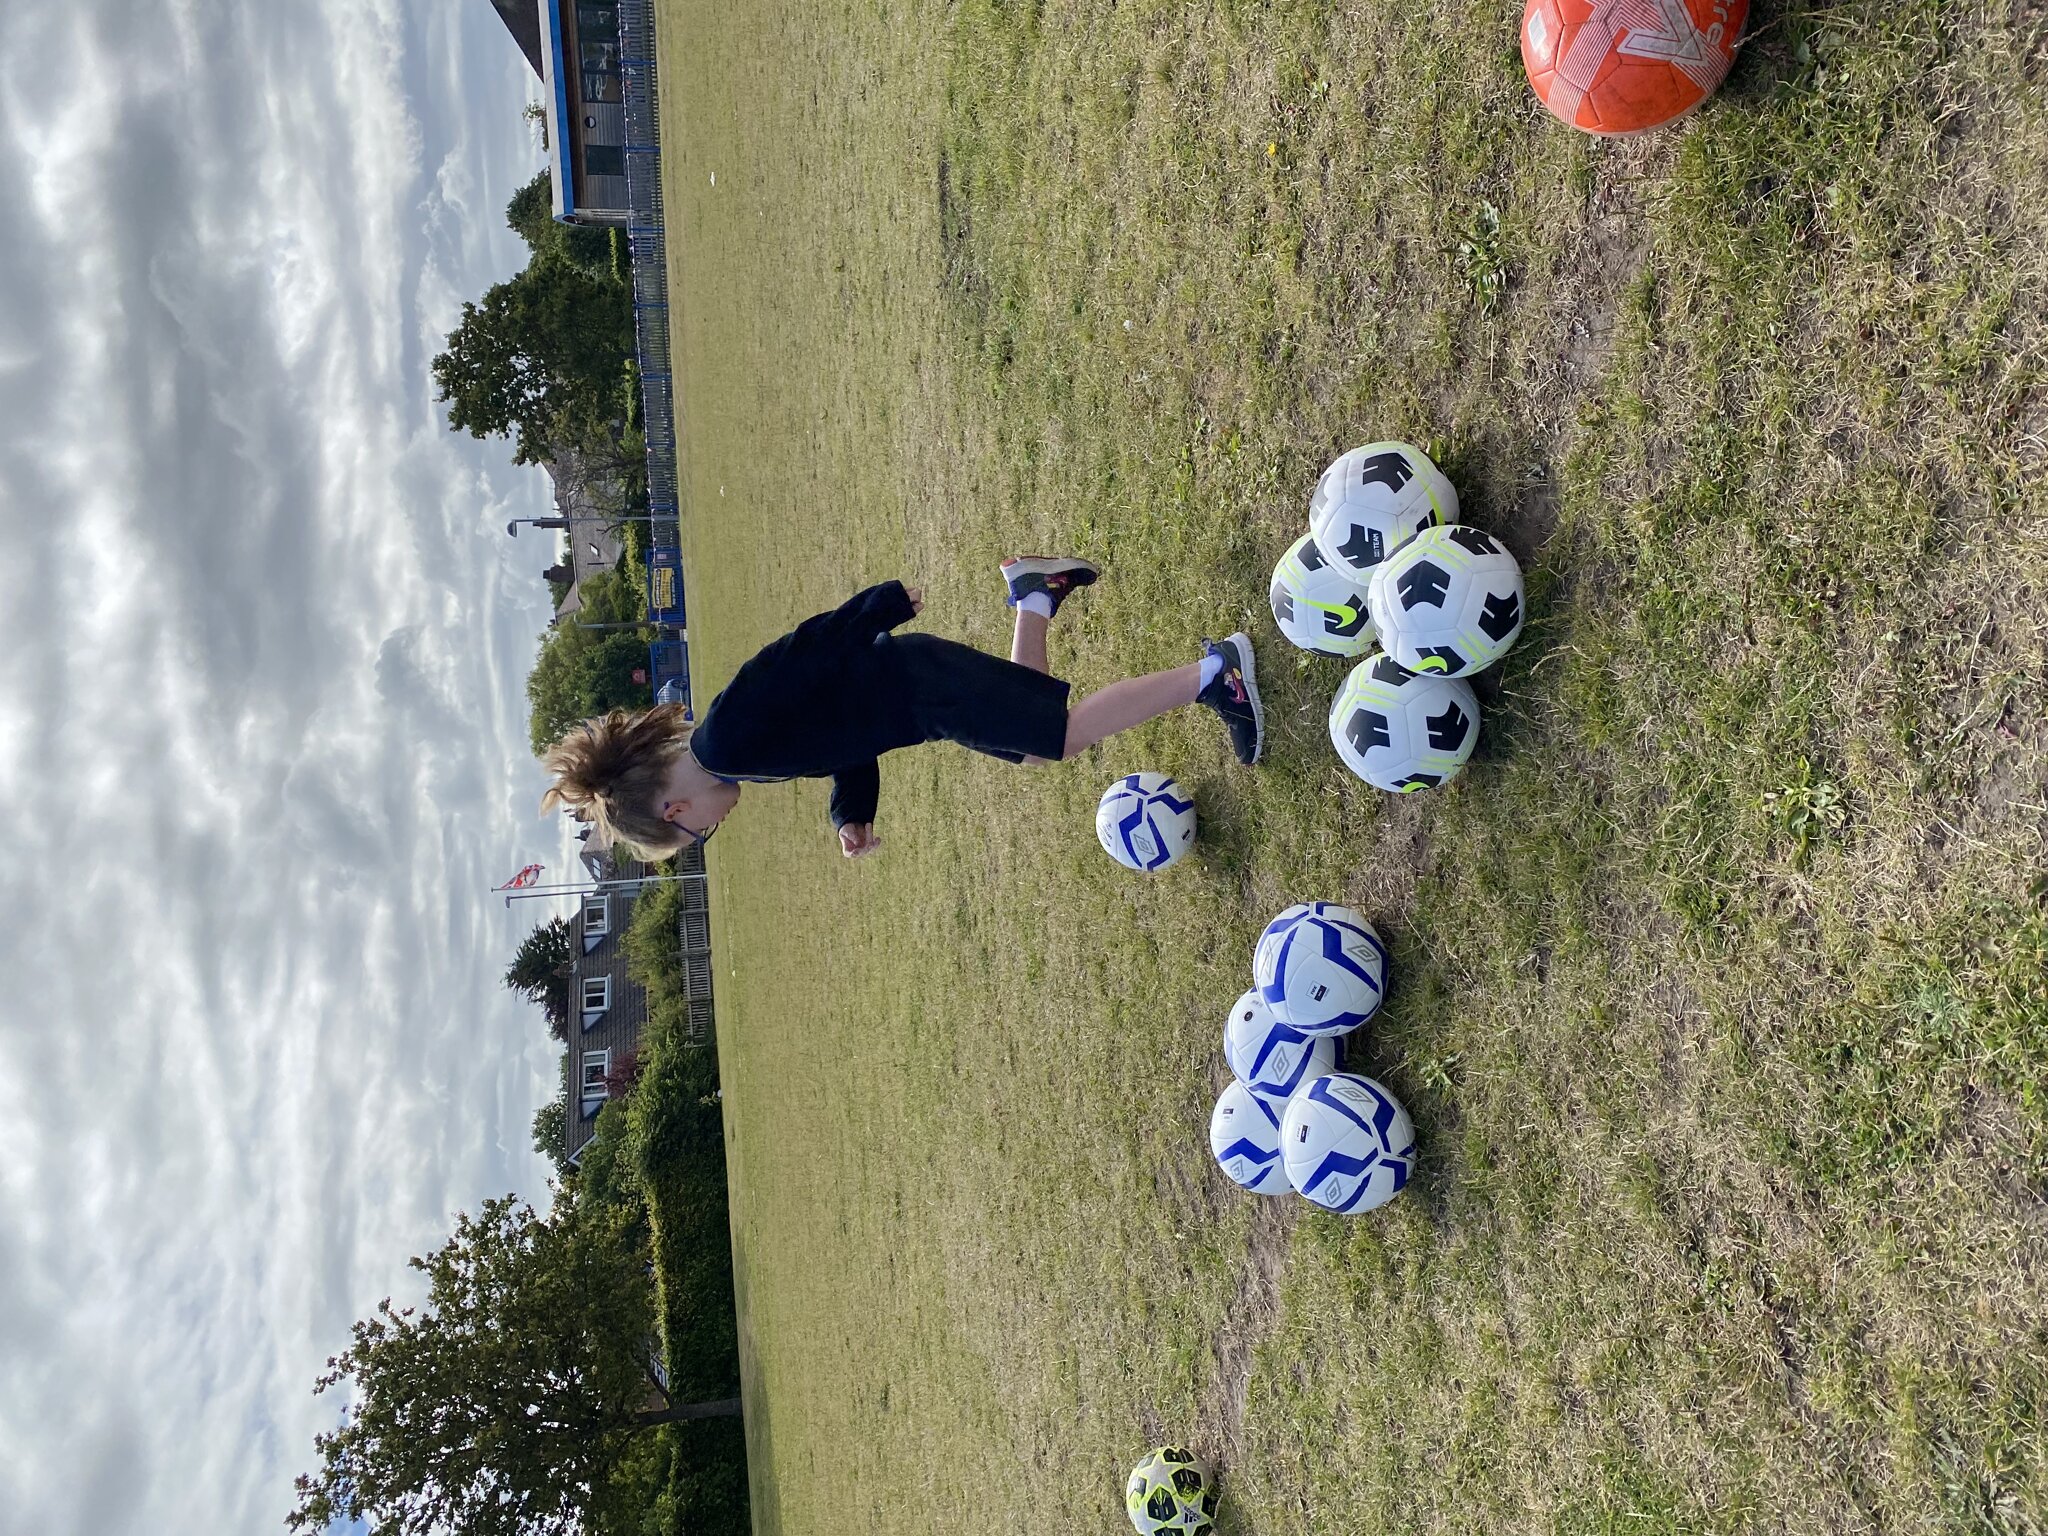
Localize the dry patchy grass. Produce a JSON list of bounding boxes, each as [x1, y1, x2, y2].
[[655, 0, 2048, 1530]]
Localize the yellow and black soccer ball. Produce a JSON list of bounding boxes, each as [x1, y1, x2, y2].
[[1124, 1445, 1217, 1535]]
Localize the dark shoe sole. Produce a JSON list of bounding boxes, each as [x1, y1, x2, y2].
[[1226, 630, 1263, 765]]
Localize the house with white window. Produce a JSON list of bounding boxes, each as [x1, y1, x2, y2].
[[561, 842, 713, 1167]]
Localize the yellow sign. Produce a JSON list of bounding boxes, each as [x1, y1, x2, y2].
[[651, 565, 676, 611]]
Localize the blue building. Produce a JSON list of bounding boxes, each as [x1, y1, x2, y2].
[[493, 0, 631, 225]]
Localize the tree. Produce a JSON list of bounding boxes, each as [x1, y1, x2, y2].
[[506, 171, 615, 273], [526, 570, 655, 753], [432, 255, 632, 465], [507, 916, 576, 1040], [289, 1195, 740, 1536], [532, 1090, 571, 1180]]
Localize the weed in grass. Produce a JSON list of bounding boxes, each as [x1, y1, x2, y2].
[[1455, 201, 1508, 315], [1762, 759, 1849, 865]]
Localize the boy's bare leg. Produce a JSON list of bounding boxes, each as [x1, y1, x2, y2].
[[1011, 609, 1051, 675], [1060, 663, 1202, 758]]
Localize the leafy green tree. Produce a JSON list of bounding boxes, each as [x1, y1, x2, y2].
[[506, 172, 616, 272], [527, 570, 655, 752], [507, 916, 576, 1041], [532, 1090, 571, 1180], [432, 255, 632, 465], [289, 1195, 739, 1536]]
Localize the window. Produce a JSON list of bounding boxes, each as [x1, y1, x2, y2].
[[581, 1049, 611, 1117], [583, 897, 609, 939], [583, 143, 625, 180], [581, 973, 611, 1031]]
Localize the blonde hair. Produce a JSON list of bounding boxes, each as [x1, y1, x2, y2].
[[539, 704, 696, 860]]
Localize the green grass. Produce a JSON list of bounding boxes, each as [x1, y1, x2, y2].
[[652, 0, 2048, 1529]]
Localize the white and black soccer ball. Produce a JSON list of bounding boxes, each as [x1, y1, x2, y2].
[[1269, 534, 1375, 657], [1308, 442, 1458, 579], [1280, 1073, 1417, 1215], [1208, 1079, 1291, 1194], [1095, 772, 1196, 872], [1365, 524, 1525, 677], [1125, 1446, 1217, 1536], [1223, 989, 1339, 1103], [1328, 652, 1480, 794], [1253, 902, 1389, 1035]]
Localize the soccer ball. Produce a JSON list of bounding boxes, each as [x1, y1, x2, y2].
[[1329, 653, 1481, 793], [1521, 0, 1747, 137], [1365, 525, 1525, 677], [1208, 1079, 1291, 1195], [1280, 1073, 1418, 1215], [1269, 534, 1375, 657], [1095, 772, 1196, 872], [1125, 1445, 1217, 1535], [1253, 902, 1388, 1036], [1224, 989, 1340, 1103], [1308, 442, 1458, 579]]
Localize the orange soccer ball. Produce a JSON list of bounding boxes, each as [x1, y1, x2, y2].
[[1521, 0, 1747, 136]]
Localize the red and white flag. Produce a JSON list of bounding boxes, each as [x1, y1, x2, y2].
[[494, 863, 545, 891]]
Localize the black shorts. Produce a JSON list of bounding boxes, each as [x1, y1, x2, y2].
[[890, 633, 1071, 763]]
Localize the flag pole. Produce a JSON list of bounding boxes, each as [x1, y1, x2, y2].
[[501, 871, 705, 908]]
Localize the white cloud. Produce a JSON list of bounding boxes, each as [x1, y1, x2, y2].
[[0, 0, 576, 1530]]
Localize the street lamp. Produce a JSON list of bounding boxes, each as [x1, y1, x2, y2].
[[506, 512, 680, 538]]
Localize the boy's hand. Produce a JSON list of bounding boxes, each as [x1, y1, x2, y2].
[[904, 586, 924, 615], [838, 823, 882, 859]]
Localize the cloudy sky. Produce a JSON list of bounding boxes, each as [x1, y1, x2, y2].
[[0, 1, 585, 1529]]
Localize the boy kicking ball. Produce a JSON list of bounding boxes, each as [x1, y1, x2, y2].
[[540, 557, 1262, 860]]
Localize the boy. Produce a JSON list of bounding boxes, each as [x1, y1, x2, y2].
[[539, 557, 1262, 860]]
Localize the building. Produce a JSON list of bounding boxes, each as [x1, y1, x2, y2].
[[487, 0, 544, 74], [533, 451, 628, 621], [562, 841, 714, 1167], [491, 0, 632, 225]]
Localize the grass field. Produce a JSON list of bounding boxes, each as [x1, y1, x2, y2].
[[653, 0, 2048, 1529]]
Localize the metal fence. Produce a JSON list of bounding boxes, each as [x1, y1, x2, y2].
[[618, 0, 714, 1046], [619, 0, 681, 574]]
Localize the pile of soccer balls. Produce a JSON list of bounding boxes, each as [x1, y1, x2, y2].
[[1208, 901, 1417, 1214], [1270, 441, 1527, 794]]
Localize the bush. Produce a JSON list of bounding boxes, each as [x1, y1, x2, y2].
[[622, 885, 749, 1536]]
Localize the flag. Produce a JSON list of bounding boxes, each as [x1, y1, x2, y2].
[[495, 863, 544, 891]]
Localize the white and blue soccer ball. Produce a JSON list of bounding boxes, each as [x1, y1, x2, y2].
[[1208, 1079, 1290, 1194], [1280, 1072, 1417, 1214], [1269, 534, 1375, 657], [1365, 524, 1525, 677], [1328, 652, 1481, 793], [1308, 442, 1458, 579], [1253, 902, 1388, 1035], [1223, 989, 1340, 1103], [1095, 772, 1196, 872]]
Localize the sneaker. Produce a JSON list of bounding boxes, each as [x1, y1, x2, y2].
[[1198, 633, 1263, 765], [1001, 556, 1099, 617]]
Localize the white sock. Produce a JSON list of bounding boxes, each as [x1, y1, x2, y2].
[[1198, 652, 1223, 690], [1018, 591, 1053, 619]]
